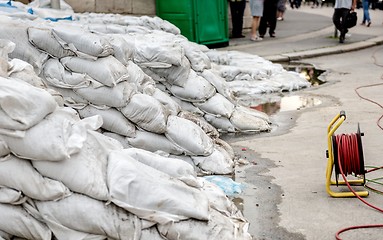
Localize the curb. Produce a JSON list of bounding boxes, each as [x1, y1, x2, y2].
[[264, 36, 383, 62]]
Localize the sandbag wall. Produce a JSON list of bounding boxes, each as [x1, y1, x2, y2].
[[0, 74, 251, 239]]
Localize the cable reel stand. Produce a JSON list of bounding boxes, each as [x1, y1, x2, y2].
[[326, 111, 369, 197]]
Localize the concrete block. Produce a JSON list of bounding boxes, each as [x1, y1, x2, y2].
[[92, 0, 134, 14], [133, 0, 155, 16], [65, 0, 96, 12]]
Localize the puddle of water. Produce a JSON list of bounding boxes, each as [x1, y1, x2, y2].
[[251, 95, 322, 116], [240, 62, 325, 116], [283, 62, 326, 87]]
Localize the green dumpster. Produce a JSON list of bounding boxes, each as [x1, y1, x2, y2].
[[156, 0, 229, 47]]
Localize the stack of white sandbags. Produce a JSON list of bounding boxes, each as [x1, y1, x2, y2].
[[0, 76, 251, 239]]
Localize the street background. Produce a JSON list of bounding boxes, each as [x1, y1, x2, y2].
[[221, 5, 383, 240]]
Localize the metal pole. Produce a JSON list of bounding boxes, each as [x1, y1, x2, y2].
[[51, 0, 60, 9]]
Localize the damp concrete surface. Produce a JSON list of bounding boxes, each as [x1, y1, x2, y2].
[[223, 46, 383, 240]]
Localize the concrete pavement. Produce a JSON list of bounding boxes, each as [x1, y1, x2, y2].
[[219, 5, 383, 240], [221, 5, 383, 62]]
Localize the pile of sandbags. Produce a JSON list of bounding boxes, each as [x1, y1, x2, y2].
[[0, 76, 251, 240]]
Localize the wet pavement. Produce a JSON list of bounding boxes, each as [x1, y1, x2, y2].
[[217, 5, 383, 240]]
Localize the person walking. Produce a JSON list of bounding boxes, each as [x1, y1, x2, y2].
[[259, 0, 278, 38], [277, 0, 286, 20], [332, 0, 357, 43], [250, 0, 264, 41], [229, 0, 247, 38], [360, 0, 372, 26]]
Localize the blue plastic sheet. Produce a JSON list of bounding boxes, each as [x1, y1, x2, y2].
[[203, 175, 244, 196]]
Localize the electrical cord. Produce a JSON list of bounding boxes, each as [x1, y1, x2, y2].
[[335, 47, 383, 239]]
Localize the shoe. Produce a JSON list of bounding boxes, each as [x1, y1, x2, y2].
[[259, 35, 264, 38], [339, 33, 345, 43], [277, 17, 283, 21], [231, 34, 246, 38], [269, 33, 276, 38], [250, 36, 263, 41], [367, 21, 371, 27], [360, 22, 365, 26]]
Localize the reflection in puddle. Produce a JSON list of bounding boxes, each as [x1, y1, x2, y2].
[[241, 63, 325, 115], [283, 62, 326, 86], [251, 95, 322, 116], [232, 197, 244, 213]]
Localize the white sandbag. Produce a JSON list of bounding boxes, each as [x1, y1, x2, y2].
[[165, 115, 214, 156], [0, 39, 14, 77], [119, 93, 169, 134], [149, 88, 181, 116], [27, 26, 76, 58], [33, 130, 121, 201], [230, 105, 271, 132], [33, 193, 142, 240], [191, 145, 234, 175], [200, 68, 235, 102], [178, 38, 211, 72], [140, 227, 165, 240], [168, 69, 216, 103], [200, 179, 245, 218], [270, 71, 311, 91], [102, 131, 130, 148], [46, 85, 88, 108], [168, 154, 198, 172], [0, 77, 57, 131], [0, 230, 11, 240], [74, 80, 137, 108], [2, 108, 100, 161], [194, 92, 235, 118], [122, 148, 200, 187], [0, 16, 49, 73], [126, 130, 184, 155], [108, 150, 210, 224], [125, 60, 156, 93], [42, 58, 92, 89], [52, 25, 114, 58], [140, 67, 167, 83], [132, 32, 184, 67], [60, 56, 129, 87], [170, 97, 205, 116], [204, 113, 236, 133], [0, 203, 51, 240], [215, 64, 268, 82], [78, 105, 136, 137], [178, 111, 220, 139], [87, 23, 128, 35], [214, 138, 235, 160], [0, 139, 10, 157], [0, 187, 26, 205], [108, 34, 134, 66], [157, 207, 252, 240], [0, 154, 71, 201], [226, 79, 281, 95], [8, 59, 46, 88], [146, 56, 191, 87]]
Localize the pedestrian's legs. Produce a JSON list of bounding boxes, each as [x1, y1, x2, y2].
[[230, 1, 246, 37], [258, 16, 267, 37], [332, 8, 342, 31], [251, 16, 262, 40], [333, 8, 349, 43], [362, 0, 371, 25], [268, 9, 278, 36]]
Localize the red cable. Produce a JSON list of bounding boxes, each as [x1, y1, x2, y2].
[[334, 134, 383, 240], [335, 46, 383, 240], [336, 224, 383, 240]]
